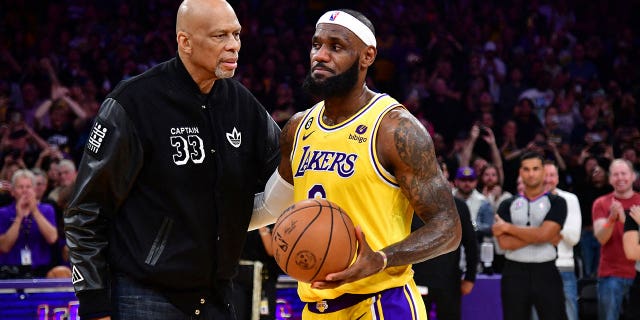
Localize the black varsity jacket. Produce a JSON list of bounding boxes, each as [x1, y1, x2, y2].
[[64, 56, 280, 318]]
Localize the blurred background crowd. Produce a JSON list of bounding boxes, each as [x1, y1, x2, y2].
[[0, 0, 639, 317]]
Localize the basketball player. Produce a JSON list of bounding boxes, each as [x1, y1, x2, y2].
[[276, 9, 461, 319]]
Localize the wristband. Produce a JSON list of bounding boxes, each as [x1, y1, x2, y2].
[[376, 250, 388, 272]]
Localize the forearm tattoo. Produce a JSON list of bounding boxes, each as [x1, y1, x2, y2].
[[388, 111, 460, 263], [392, 113, 449, 216]]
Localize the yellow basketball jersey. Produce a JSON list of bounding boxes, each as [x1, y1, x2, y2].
[[290, 93, 415, 302]]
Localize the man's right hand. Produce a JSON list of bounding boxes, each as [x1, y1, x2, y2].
[[469, 124, 480, 140], [461, 280, 474, 295], [16, 195, 31, 218], [609, 200, 624, 222]]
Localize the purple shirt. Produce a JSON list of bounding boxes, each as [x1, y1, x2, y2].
[[0, 202, 56, 267]]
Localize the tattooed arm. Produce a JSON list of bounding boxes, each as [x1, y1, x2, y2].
[[314, 107, 461, 289], [375, 107, 461, 266]]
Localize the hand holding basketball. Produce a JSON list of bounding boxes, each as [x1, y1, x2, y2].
[[271, 199, 357, 283], [310, 226, 387, 290]]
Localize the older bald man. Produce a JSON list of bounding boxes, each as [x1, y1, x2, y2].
[[64, 1, 282, 319]]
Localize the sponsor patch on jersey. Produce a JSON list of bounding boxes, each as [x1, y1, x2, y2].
[[347, 125, 368, 143], [355, 124, 368, 134], [348, 133, 367, 143], [85, 118, 113, 159]]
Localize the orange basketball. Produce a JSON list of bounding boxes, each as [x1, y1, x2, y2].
[[272, 198, 357, 283]]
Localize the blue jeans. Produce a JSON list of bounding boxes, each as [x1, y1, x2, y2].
[[561, 271, 578, 320], [112, 274, 237, 320], [597, 276, 633, 320], [580, 230, 600, 278]]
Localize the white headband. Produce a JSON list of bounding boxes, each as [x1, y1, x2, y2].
[[316, 11, 377, 48]]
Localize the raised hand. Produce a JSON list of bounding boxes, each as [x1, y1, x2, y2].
[[609, 200, 624, 223]]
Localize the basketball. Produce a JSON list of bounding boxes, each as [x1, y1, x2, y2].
[[271, 198, 357, 283]]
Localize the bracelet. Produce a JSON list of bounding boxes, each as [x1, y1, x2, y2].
[[376, 250, 388, 272]]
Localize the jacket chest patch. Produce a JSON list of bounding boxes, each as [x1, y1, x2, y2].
[[226, 127, 241, 148], [169, 126, 205, 165]]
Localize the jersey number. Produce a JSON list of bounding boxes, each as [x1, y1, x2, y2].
[[170, 135, 205, 165], [308, 184, 327, 199]]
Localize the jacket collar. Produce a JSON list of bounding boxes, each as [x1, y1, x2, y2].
[[170, 53, 214, 97]]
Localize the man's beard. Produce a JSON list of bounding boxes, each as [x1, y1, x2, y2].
[[524, 179, 543, 190], [302, 59, 359, 99], [215, 66, 235, 79], [457, 187, 473, 197]]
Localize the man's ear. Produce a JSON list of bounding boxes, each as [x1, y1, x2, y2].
[[361, 46, 377, 68], [177, 31, 192, 54]]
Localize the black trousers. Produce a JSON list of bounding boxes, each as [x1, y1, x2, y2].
[[423, 282, 462, 320], [624, 272, 640, 320], [501, 260, 567, 320]]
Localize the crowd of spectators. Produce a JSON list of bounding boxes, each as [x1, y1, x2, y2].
[[1, 0, 637, 187], [0, 0, 639, 317]]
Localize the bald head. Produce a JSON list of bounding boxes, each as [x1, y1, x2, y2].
[[175, 0, 241, 92], [176, 0, 234, 34], [607, 158, 637, 198]]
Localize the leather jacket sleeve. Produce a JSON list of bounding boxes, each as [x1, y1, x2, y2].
[[64, 98, 143, 317], [258, 111, 281, 188], [456, 198, 478, 282]]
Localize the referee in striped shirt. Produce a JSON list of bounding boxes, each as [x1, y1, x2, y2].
[[492, 152, 567, 320]]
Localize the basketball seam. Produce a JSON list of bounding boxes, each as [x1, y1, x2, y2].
[[273, 205, 315, 273], [338, 208, 356, 266], [273, 199, 355, 283], [307, 202, 335, 282], [283, 205, 324, 276], [273, 204, 309, 231], [273, 203, 324, 269]]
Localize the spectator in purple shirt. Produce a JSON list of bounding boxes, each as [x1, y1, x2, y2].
[[0, 169, 57, 278]]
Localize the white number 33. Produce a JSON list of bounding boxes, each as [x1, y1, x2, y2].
[[170, 135, 205, 165]]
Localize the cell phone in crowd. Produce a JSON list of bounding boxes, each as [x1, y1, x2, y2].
[[479, 125, 490, 136]]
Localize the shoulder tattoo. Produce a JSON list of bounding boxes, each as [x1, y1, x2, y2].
[[391, 112, 449, 212]]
